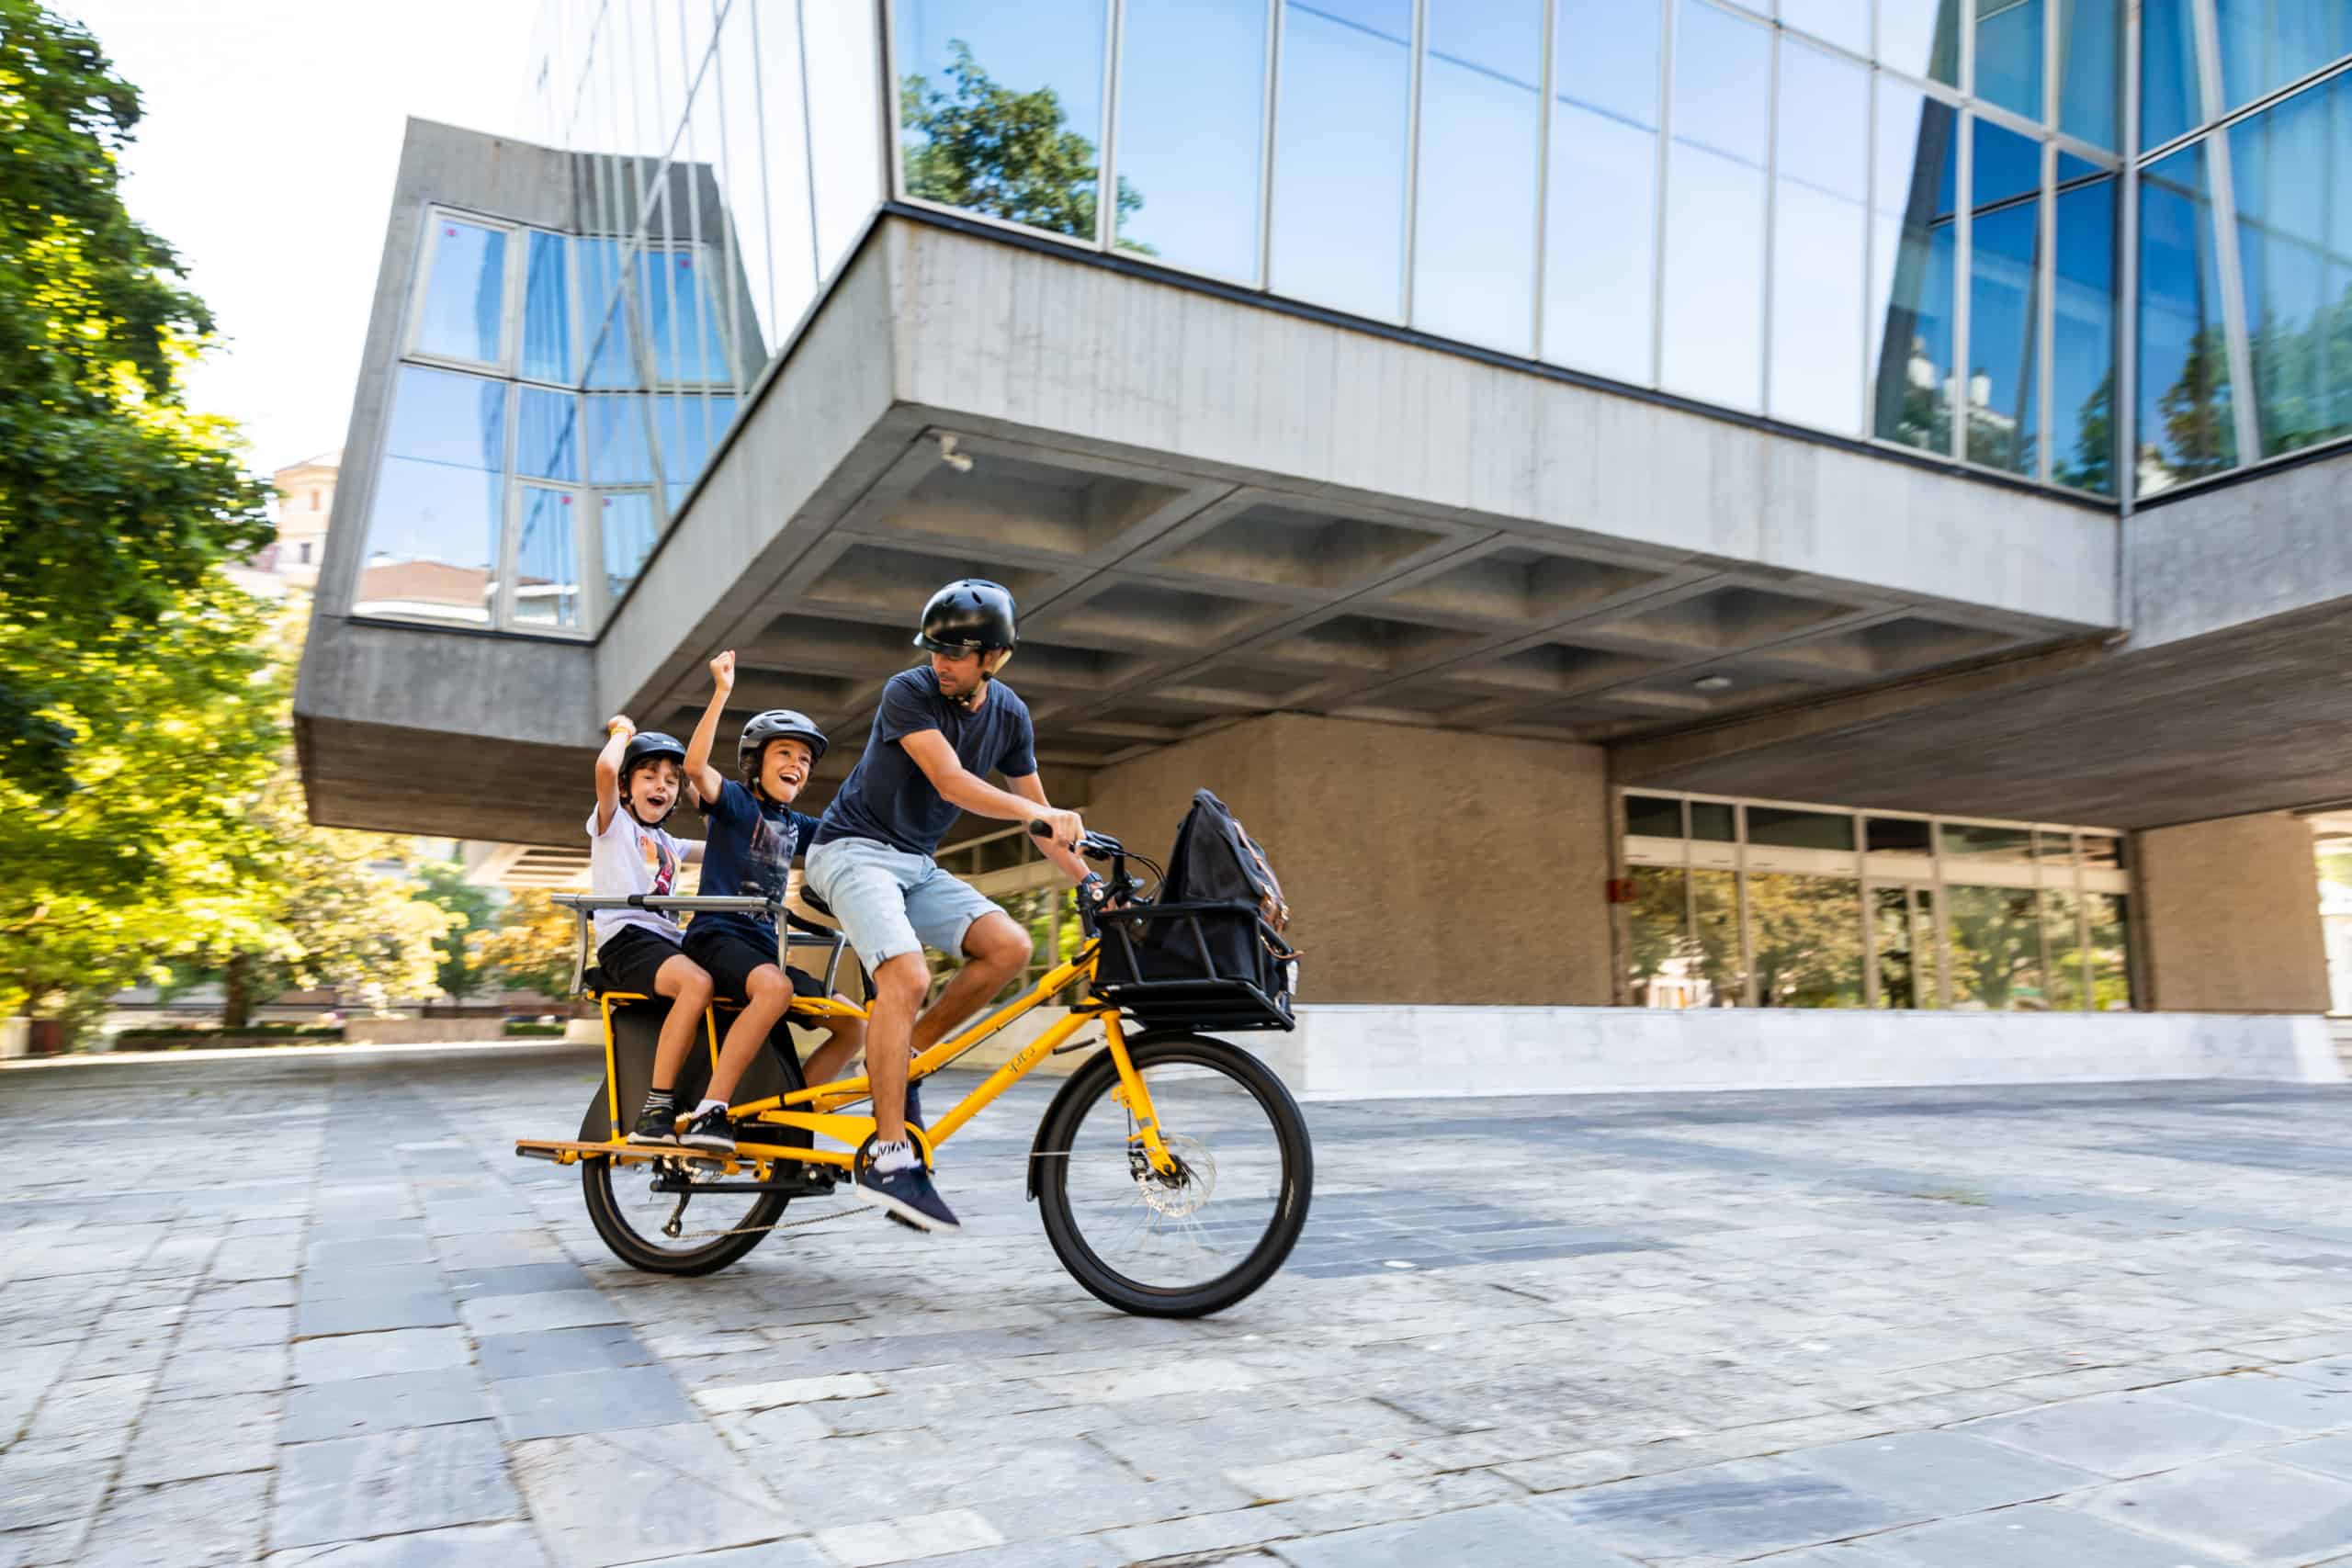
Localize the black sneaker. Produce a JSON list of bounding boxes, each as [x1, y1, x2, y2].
[[854, 1158, 960, 1233], [625, 1101, 680, 1145], [679, 1107, 737, 1154]]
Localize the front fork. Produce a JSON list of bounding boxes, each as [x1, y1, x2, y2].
[[1102, 1015, 1179, 1177]]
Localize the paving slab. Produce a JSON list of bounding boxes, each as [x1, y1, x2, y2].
[[75, 1471, 272, 1568], [1963, 1388, 2301, 1478], [490, 1363, 699, 1440], [1864, 1499, 2239, 1566], [1541, 1458, 1923, 1560], [293, 1325, 474, 1384], [510, 1421, 797, 1568], [2070, 1454, 2352, 1567], [263, 1519, 552, 1567], [476, 1324, 659, 1381], [270, 1418, 521, 1550], [119, 1391, 281, 1484], [278, 1366, 493, 1441], [1271, 1501, 1640, 1565]]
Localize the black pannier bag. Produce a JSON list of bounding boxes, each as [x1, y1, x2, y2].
[[1091, 789, 1301, 1031]]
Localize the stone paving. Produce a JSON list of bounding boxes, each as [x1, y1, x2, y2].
[[9, 1044, 2352, 1565]]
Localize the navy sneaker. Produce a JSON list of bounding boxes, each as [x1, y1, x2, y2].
[[625, 1100, 680, 1145], [679, 1106, 737, 1154], [854, 1156, 960, 1233]]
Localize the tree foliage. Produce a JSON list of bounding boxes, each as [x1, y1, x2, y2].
[[413, 860, 499, 1001], [899, 40, 1148, 252], [470, 890, 582, 1001], [0, 2, 273, 784]]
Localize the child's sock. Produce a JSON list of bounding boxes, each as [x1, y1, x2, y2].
[[695, 1098, 727, 1119], [639, 1089, 674, 1117]]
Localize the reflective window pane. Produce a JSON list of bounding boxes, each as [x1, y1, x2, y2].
[[1413, 0, 1542, 350], [1747, 806, 1856, 852], [1780, 0, 1868, 56], [1770, 39, 1868, 431], [521, 231, 573, 382], [2053, 0, 2119, 149], [681, 39, 746, 392], [1542, 0, 1658, 381], [1965, 121, 2042, 474], [1692, 866, 1746, 1005], [2041, 887, 2086, 1009], [894, 0, 1107, 241], [1871, 85, 1959, 452], [1660, 0, 1769, 410], [2231, 73, 2352, 458], [1872, 885, 1939, 1007], [1866, 816, 1933, 853], [1939, 820, 2035, 862], [807, 0, 884, 274], [514, 485, 583, 630], [1271, 0, 1411, 317], [2086, 890, 2132, 1007], [2140, 0, 2199, 150], [2138, 144, 2239, 491], [1627, 865, 1695, 1006], [1116, 0, 1266, 278], [2051, 175, 2118, 492], [516, 388, 582, 480], [1975, 0, 2045, 121], [381, 366, 507, 471], [709, 4, 775, 368], [656, 392, 739, 508], [1625, 794, 1683, 838], [2081, 832, 2126, 870], [586, 394, 655, 484], [1690, 800, 1736, 841], [638, 244, 730, 383], [355, 462, 501, 625], [746, 0, 818, 329], [1881, 0, 1961, 85], [1749, 874, 1865, 1006], [416, 220, 508, 364], [1945, 884, 2045, 1009], [601, 491, 662, 605], [2214, 0, 2352, 115]]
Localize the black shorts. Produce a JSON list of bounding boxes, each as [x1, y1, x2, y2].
[[683, 919, 826, 1006], [594, 925, 687, 1000]]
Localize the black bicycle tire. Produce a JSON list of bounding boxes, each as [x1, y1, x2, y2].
[[577, 1089, 787, 1277], [1034, 1033, 1313, 1318]]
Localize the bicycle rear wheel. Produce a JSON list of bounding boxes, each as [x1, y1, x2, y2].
[[576, 1090, 786, 1275], [1034, 1033, 1312, 1317]]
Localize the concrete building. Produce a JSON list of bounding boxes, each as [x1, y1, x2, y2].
[[227, 451, 342, 598], [296, 1, 2352, 1091]]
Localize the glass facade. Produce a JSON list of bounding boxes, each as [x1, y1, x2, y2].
[[1623, 790, 2134, 1010], [372, 2, 2351, 639]]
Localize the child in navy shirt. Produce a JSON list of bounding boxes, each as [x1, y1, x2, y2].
[[664, 651, 865, 1152]]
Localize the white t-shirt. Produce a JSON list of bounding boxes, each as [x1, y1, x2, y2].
[[584, 804, 686, 948]]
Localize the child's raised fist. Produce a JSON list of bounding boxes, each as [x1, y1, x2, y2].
[[709, 650, 736, 689]]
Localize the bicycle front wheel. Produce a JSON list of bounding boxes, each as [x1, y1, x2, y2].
[[1034, 1032, 1312, 1317]]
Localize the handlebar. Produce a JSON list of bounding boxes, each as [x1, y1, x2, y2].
[[1026, 819, 1124, 863], [549, 894, 775, 913]]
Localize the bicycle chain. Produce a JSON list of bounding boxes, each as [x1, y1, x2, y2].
[[689, 1201, 869, 1242]]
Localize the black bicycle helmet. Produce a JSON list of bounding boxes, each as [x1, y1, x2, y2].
[[738, 709, 828, 789], [913, 579, 1018, 655], [619, 730, 686, 825]]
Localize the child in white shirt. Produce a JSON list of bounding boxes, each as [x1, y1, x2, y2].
[[588, 716, 719, 1147]]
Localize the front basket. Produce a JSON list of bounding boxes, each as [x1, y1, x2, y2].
[[1089, 901, 1297, 1032]]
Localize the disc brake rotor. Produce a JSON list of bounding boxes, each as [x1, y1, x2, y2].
[[1135, 1133, 1215, 1218]]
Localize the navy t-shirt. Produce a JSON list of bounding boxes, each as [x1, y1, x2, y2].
[[814, 668, 1038, 857], [694, 778, 818, 940]]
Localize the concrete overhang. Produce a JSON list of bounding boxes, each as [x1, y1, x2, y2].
[[1614, 447, 2352, 828], [301, 144, 2127, 846]]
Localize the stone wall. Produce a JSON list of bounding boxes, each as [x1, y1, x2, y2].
[[2137, 811, 2332, 1012]]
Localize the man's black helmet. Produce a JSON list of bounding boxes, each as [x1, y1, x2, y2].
[[738, 709, 828, 785], [620, 731, 686, 825], [913, 579, 1017, 656]]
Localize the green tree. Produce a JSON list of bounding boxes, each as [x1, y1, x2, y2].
[[2151, 322, 2236, 485], [0, 3, 273, 785], [899, 40, 1148, 252], [413, 860, 498, 1001], [470, 890, 582, 1000], [2054, 367, 2115, 493]]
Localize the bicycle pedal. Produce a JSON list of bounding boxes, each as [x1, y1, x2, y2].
[[883, 1211, 925, 1233]]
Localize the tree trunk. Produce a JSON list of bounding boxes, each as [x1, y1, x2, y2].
[[221, 953, 253, 1031]]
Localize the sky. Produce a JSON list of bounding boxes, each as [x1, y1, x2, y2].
[[62, 0, 541, 476]]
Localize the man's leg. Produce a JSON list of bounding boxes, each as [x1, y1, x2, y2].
[[865, 953, 929, 1145], [910, 911, 1034, 1054]]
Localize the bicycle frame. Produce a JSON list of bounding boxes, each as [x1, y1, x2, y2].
[[540, 892, 1177, 1180]]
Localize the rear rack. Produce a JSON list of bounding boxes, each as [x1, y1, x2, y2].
[[549, 893, 850, 998]]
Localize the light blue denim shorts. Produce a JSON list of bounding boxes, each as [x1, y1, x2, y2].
[[805, 835, 1001, 968]]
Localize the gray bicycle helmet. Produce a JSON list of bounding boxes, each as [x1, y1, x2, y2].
[[619, 730, 686, 826], [738, 709, 828, 791]]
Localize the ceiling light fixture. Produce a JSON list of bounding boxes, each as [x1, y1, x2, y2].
[[1691, 674, 1733, 692], [937, 433, 973, 473]]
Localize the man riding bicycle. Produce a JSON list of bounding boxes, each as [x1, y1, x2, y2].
[[806, 579, 1096, 1233]]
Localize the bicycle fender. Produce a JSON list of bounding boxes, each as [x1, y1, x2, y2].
[[1025, 1051, 1116, 1202]]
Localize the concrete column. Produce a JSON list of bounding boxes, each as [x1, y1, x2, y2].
[[1083, 714, 1612, 1006], [2135, 811, 2330, 1012]]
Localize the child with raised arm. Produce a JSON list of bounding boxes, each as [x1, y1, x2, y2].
[[675, 650, 867, 1153], [589, 717, 718, 1147]]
